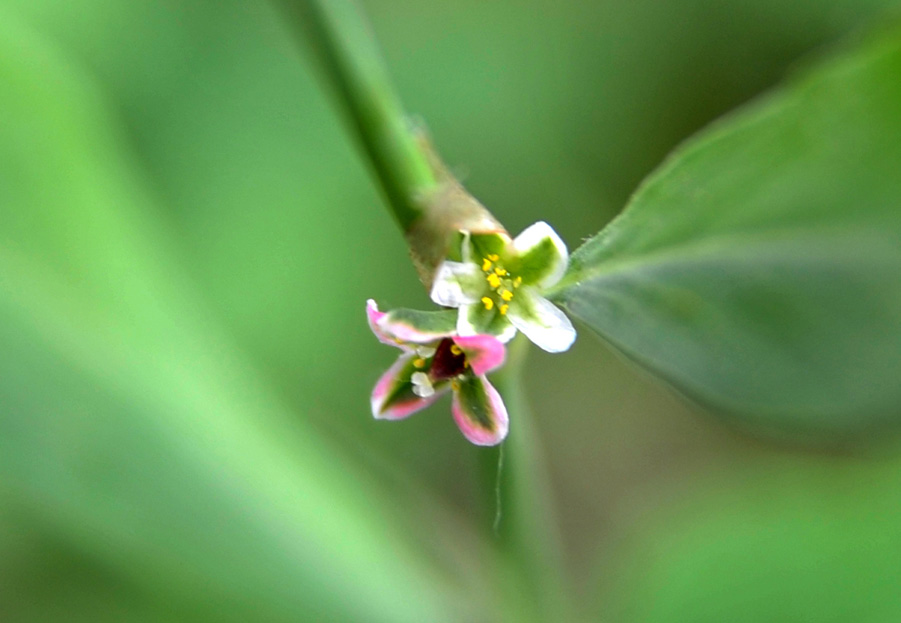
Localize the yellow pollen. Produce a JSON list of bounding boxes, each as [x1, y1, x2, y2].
[[481, 296, 494, 310], [513, 276, 523, 287], [450, 344, 463, 356], [487, 254, 499, 261], [500, 289, 514, 302], [481, 258, 492, 271], [413, 357, 426, 368], [487, 273, 501, 288], [499, 304, 509, 315], [494, 267, 507, 276]]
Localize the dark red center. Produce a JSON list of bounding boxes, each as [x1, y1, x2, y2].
[[429, 338, 468, 380]]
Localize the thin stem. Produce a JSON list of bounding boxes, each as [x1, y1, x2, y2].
[[282, 0, 440, 230], [284, 1, 574, 615], [483, 335, 576, 622]]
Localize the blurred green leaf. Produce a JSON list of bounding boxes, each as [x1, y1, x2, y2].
[[0, 11, 473, 622], [552, 23, 901, 433], [597, 451, 901, 623]]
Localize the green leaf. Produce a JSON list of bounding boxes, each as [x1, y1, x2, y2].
[[552, 23, 901, 432]]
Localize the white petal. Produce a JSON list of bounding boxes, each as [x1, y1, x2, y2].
[[430, 261, 483, 307], [512, 221, 568, 288], [494, 321, 518, 344], [460, 231, 473, 263], [507, 290, 576, 353], [456, 303, 517, 343], [456, 303, 479, 336]]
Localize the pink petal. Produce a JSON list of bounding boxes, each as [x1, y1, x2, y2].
[[452, 334, 506, 376], [451, 376, 509, 446], [367, 299, 407, 350], [378, 393, 441, 420], [371, 355, 447, 420], [378, 310, 457, 345]]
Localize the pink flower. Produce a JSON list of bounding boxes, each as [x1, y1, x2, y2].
[[367, 299, 509, 446]]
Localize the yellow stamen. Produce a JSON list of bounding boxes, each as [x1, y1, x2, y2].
[[500, 289, 514, 301], [451, 380, 460, 391], [481, 296, 494, 310], [481, 258, 492, 272], [513, 276, 523, 287], [487, 273, 501, 288], [413, 357, 426, 368], [494, 267, 507, 276], [499, 304, 509, 315], [450, 344, 463, 356], [487, 254, 499, 261]]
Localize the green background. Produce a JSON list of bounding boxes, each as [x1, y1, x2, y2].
[[2, 0, 901, 620]]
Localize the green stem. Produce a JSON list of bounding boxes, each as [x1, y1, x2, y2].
[[284, 1, 573, 614], [282, 0, 439, 230], [483, 335, 576, 622]]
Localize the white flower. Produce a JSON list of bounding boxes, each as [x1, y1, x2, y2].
[[429, 221, 576, 353]]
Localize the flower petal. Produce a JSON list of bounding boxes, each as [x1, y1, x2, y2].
[[378, 307, 458, 344], [453, 335, 506, 376], [371, 354, 449, 420], [458, 231, 473, 263], [430, 261, 484, 307], [512, 221, 568, 288], [367, 299, 405, 349], [451, 375, 509, 446], [457, 302, 517, 343], [506, 288, 576, 353], [467, 231, 512, 263]]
